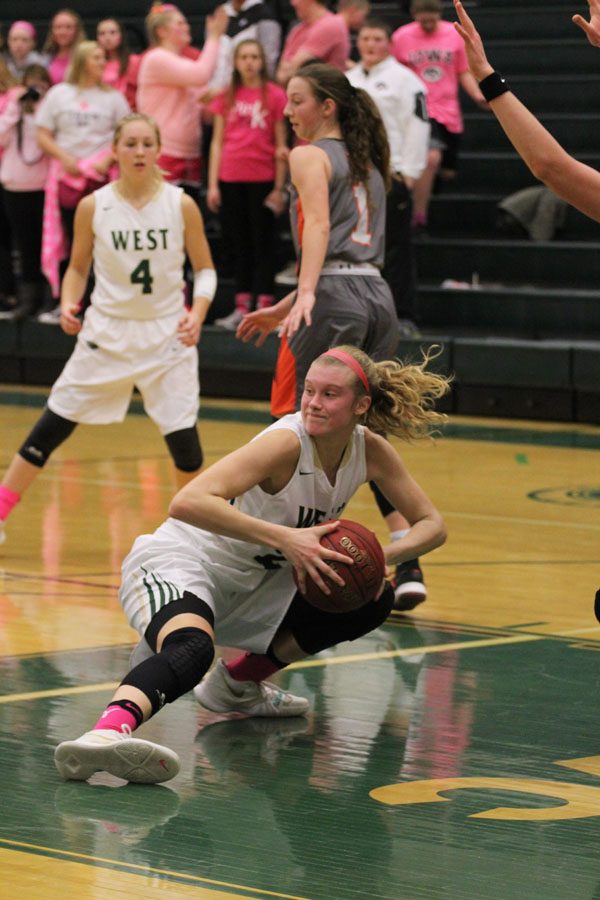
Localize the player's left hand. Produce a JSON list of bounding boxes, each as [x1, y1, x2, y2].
[[453, 0, 495, 82], [177, 310, 201, 346], [280, 288, 315, 339]]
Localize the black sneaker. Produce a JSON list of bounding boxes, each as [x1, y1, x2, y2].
[[391, 559, 427, 611]]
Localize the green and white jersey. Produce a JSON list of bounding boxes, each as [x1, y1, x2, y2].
[[91, 181, 185, 320]]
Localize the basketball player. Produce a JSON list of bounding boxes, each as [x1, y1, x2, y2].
[[54, 344, 449, 784], [237, 63, 430, 611], [0, 113, 217, 545]]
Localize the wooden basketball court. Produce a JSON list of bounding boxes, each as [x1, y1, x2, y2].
[[1, 386, 600, 899]]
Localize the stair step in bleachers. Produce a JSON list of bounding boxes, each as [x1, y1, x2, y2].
[[428, 193, 600, 241], [508, 74, 600, 112], [463, 113, 600, 153], [418, 284, 600, 339], [486, 39, 599, 74], [462, 6, 580, 39], [416, 238, 600, 290], [454, 150, 600, 192]]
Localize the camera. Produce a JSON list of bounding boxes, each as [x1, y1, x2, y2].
[[19, 86, 41, 103]]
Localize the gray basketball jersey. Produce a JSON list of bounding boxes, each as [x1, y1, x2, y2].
[[290, 138, 386, 268]]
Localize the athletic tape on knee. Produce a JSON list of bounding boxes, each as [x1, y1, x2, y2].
[[18, 408, 77, 467], [120, 627, 214, 714], [164, 427, 203, 472]]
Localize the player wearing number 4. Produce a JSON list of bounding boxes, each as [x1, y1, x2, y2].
[[54, 344, 448, 784], [0, 113, 217, 545]]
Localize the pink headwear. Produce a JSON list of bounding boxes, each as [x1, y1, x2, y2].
[[9, 21, 37, 38], [320, 348, 371, 396]]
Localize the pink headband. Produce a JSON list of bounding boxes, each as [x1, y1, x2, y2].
[[10, 21, 36, 38], [320, 348, 371, 395]]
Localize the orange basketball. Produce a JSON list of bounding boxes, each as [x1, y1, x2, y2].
[[294, 519, 385, 613]]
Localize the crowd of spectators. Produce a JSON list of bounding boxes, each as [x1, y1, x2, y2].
[[0, 0, 474, 332]]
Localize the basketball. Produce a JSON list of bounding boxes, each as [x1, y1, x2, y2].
[[294, 519, 385, 613]]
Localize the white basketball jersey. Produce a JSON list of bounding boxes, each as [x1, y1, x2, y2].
[[121, 413, 368, 651], [91, 182, 186, 320]]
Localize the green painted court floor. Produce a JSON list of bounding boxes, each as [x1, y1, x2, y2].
[[2, 620, 600, 900]]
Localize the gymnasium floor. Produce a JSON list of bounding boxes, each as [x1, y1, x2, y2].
[[1, 386, 600, 899]]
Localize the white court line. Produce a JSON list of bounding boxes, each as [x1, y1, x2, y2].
[[348, 499, 600, 531]]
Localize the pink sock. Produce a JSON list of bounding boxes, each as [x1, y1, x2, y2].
[[412, 212, 426, 227], [226, 652, 282, 683], [93, 703, 140, 734], [235, 292, 252, 313], [0, 485, 20, 521], [256, 294, 274, 310]]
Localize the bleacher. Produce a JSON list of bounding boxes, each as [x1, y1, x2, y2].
[[1, 0, 600, 422]]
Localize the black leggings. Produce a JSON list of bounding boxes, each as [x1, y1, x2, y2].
[[219, 180, 277, 297]]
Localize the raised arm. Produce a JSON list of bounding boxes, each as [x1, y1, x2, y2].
[[454, 0, 600, 223]]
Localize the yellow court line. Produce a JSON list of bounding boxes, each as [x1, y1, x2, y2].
[[1, 625, 599, 705], [0, 681, 119, 705], [0, 839, 312, 900]]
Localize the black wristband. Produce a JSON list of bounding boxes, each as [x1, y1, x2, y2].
[[479, 71, 510, 102]]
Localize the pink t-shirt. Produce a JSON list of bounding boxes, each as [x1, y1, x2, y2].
[[282, 11, 349, 71], [48, 55, 70, 85], [137, 41, 219, 158], [210, 82, 286, 181], [391, 20, 467, 133]]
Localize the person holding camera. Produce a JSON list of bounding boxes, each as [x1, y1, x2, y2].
[[0, 64, 51, 319]]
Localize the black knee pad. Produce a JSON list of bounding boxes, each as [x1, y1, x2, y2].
[[369, 480, 396, 518], [120, 627, 214, 714], [164, 426, 203, 472], [161, 627, 214, 698], [18, 407, 77, 467], [282, 583, 395, 656]]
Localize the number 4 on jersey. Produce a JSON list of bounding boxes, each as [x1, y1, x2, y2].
[[130, 259, 154, 294]]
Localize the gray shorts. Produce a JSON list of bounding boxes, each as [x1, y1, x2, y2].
[[289, 273, 399, 408]]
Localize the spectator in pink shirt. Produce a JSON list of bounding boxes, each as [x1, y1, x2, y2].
[[392, 0, 486, 231], [42, 9, 86, 85], [0, 64, 51, 319], [276, 0, 350, 85], [208, 39, 287, 329], [137, 4, 228, 198], [96, 18, 138, 109]]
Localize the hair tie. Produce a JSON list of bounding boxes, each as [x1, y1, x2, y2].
[[320, 348, 371, 395]]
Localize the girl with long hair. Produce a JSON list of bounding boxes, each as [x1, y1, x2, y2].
[[42, 8, 86, 84], [208, 39, 287, 329], [53, 343, 448, 784], [96, 17, 138, 108], [238, 62, 433, 613]]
